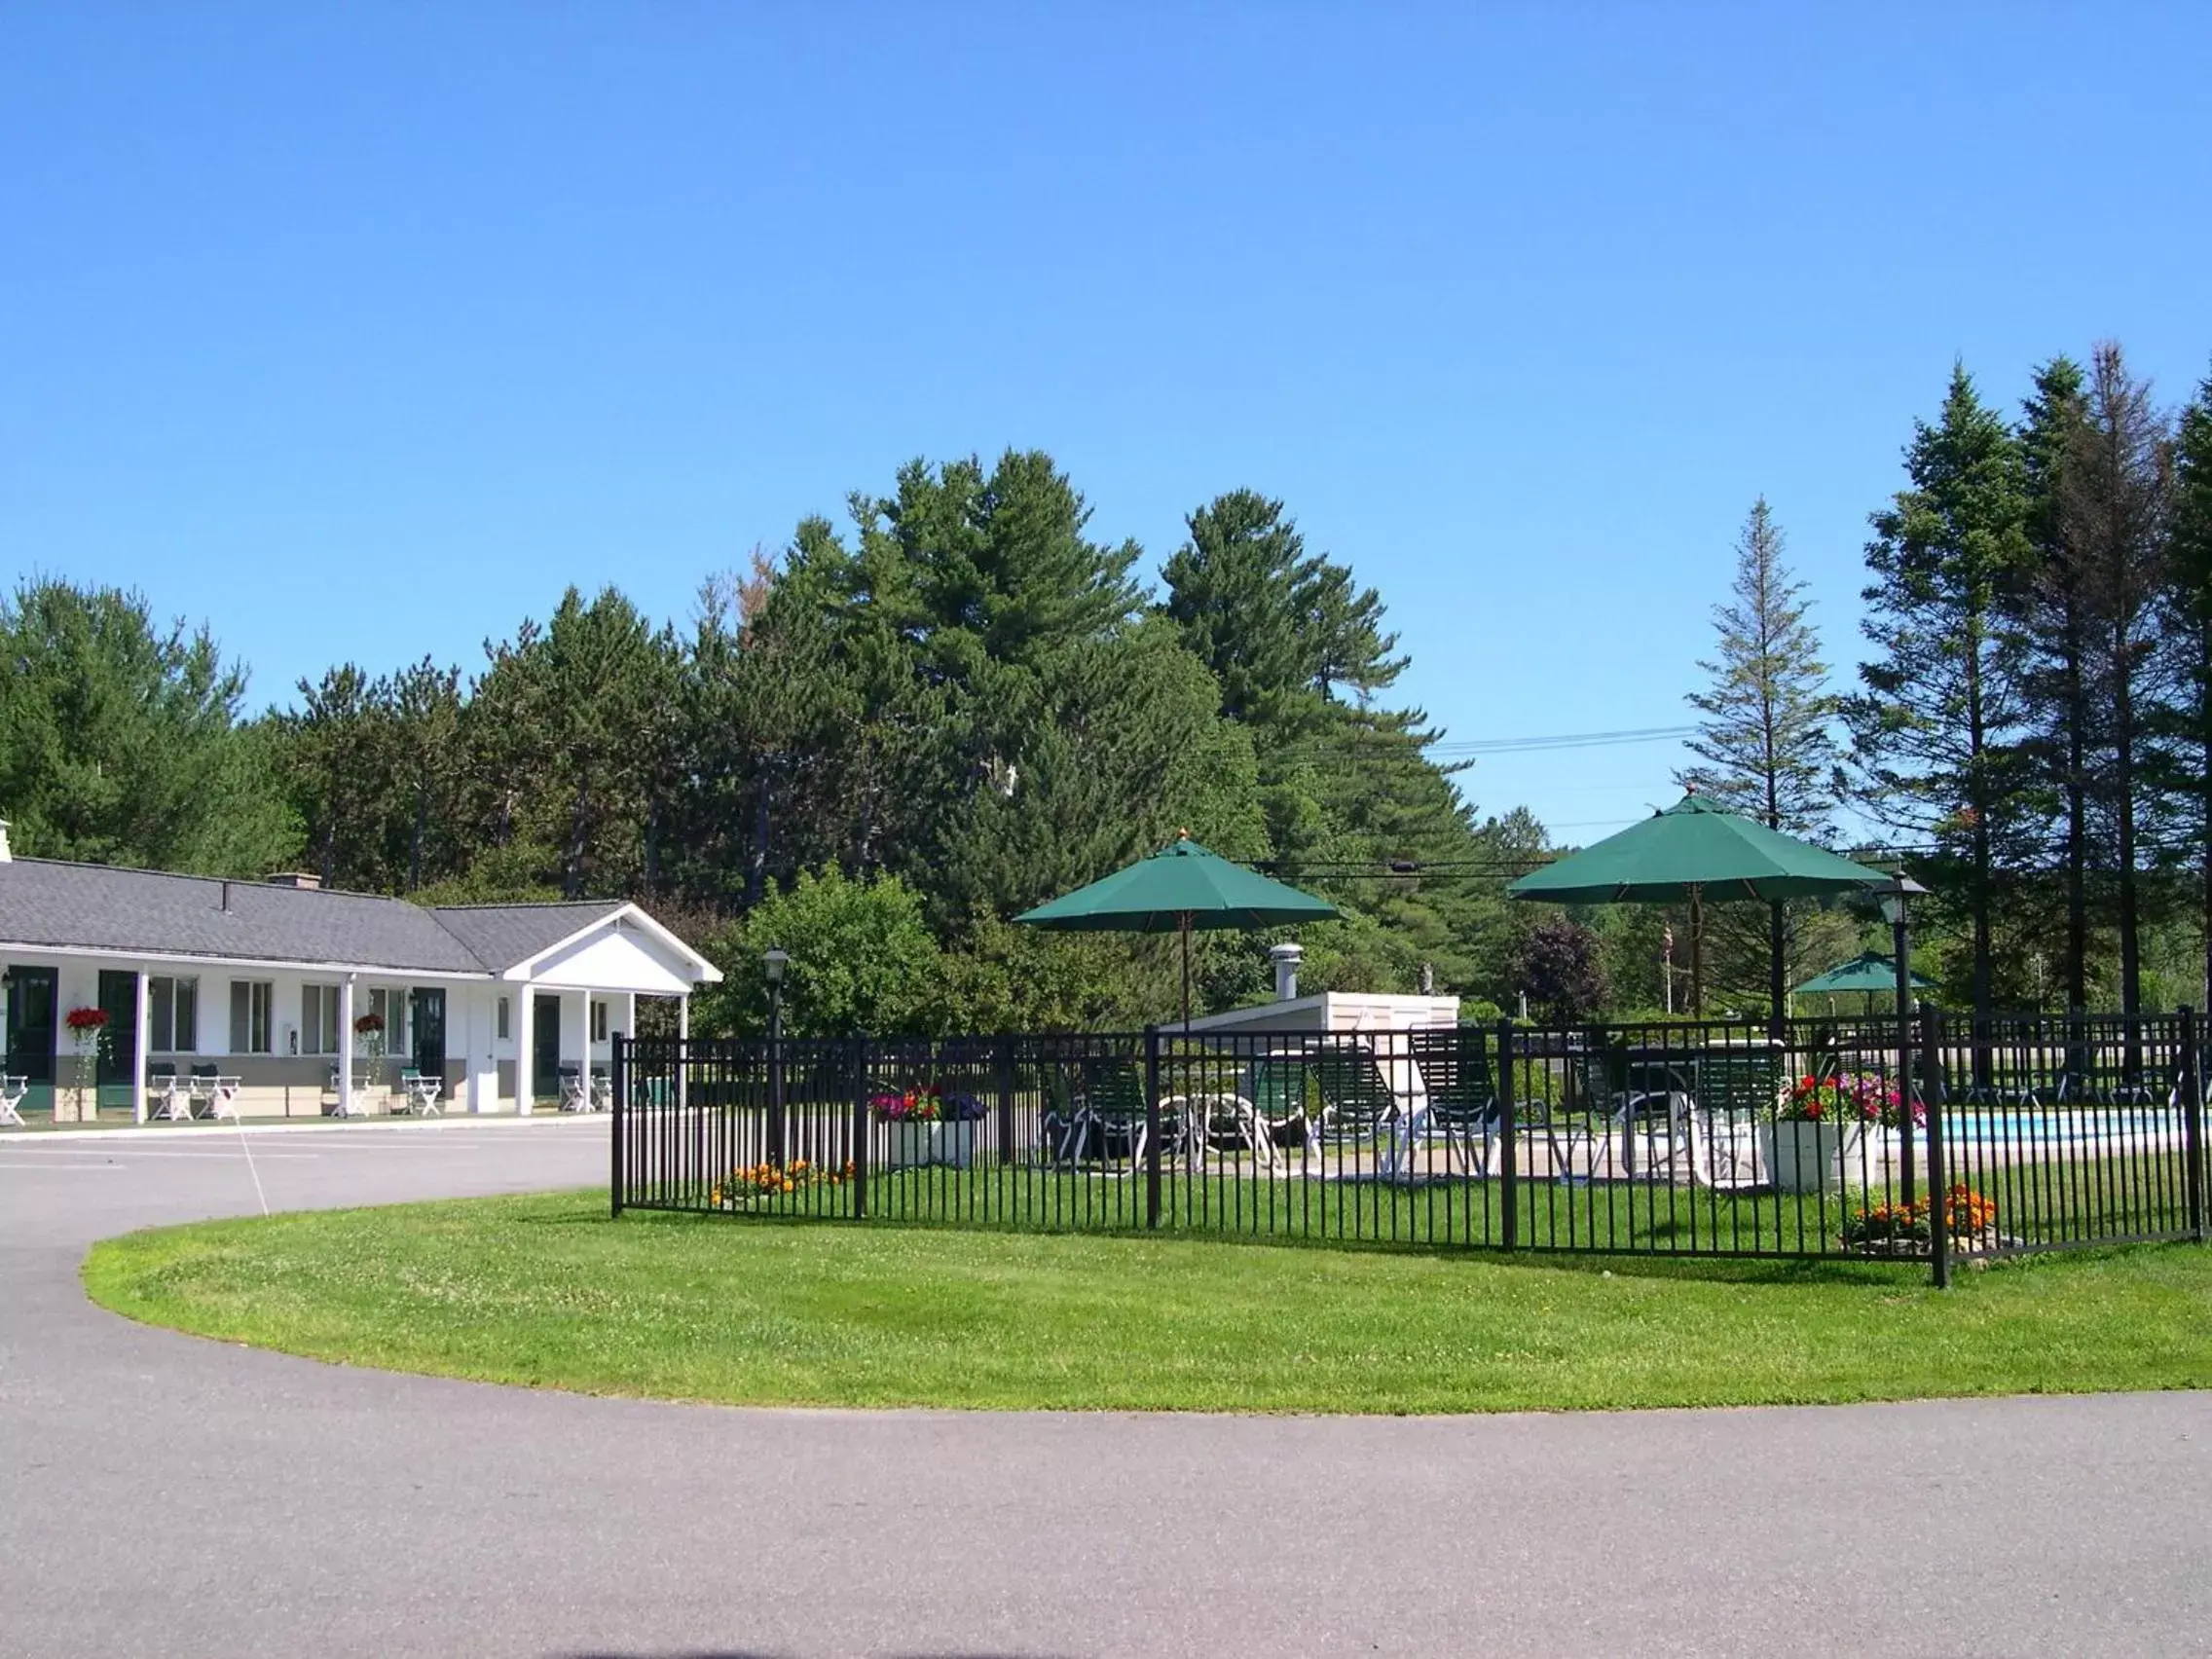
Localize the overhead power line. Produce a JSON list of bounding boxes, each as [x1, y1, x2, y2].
[[1270, 723, 1701, 759]]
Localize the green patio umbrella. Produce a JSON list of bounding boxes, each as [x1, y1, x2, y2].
[[1015, 833, 1338, 1026], [1507, 793, 1891, 1015], [1795, 952, 1934, 998]]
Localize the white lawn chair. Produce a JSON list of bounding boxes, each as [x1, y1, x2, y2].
[[147, 1067, 191, 1122], [186, 1068, 221, 1120], [328, 1064, 371, 1118], [398, 1070, 444, 1116], [206, 1077, 241, 1121], [0, 1075, 26, 1128], [559, 1069, 592, 1113]]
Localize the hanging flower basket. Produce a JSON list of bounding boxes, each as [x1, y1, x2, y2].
[[63, 1007, 111, 1038], [353, 1013, 386, 1035]]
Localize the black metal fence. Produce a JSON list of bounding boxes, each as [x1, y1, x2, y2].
[[612, 1010, 2209, 1281]]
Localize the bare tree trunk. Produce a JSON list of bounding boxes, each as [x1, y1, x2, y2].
[[566, 775, 590, 899], [2062, 606, 2088, 1013], [744, 769, 772, 908], [408, 768, 427, 894]]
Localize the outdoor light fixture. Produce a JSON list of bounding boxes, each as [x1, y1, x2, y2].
[[763, 947, 789, 983], [1873, 871, 1927, 926]]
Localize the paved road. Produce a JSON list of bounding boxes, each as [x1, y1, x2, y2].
[[3, 1121, 2210, 1659]]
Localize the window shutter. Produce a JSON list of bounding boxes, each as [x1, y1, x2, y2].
[[230, 981, 250, 1054], [176, 979, 198, 1052]]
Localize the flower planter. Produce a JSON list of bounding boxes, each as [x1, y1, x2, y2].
[[1759, 1119, 1865, 1194], [884, 1120, 976, 1170]]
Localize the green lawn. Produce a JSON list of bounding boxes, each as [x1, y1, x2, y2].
[[81, 1192, 2212, 1413]]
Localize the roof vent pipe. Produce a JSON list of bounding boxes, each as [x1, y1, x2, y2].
[[220, 879, 232, 912], [1270, 941, 1303, 1003]]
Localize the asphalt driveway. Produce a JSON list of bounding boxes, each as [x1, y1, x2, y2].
[[3, 1117, 2209, 1658]]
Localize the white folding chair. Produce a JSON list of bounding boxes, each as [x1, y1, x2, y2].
[[559, 1070, 592, 1113], [186, 1071, 220, 1120], [0, 1075, 26, 1128], [329, 1064, 370, 1118], [207, 1077, 241, 1121], [404, 1071, 443, 1116], [147, 1070, 191, 1122]]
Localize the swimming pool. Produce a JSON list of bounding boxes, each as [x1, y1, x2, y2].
[[1943, 1104, 2185, 1149]]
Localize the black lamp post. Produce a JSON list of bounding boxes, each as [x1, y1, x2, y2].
[[764, 947, 789, 1162], [1874, 875, 1925, 1199]]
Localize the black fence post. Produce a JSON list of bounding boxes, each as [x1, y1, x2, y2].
[[1924, 1004, 1949, 1289], [1495, 1019, 1518, 1252], [768, 1026, 787, 1168], [850, 1036, 870, 1221], [1144, 1024, 1162, 1231], [610, 1034, 627, 1218], [2182, 1006, 2204, 1244], [996, 1033, 1016, 1172]]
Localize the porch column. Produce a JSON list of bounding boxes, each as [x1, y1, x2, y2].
[[132, 969, 151, 1124], [338, 977, 357, 1120], [467, 986, 499, 1114], [514, 985, 534, 1116], [677, 993, 689, 1111], [563, 990, 588, 1100]]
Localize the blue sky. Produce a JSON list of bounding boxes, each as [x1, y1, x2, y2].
[[6, 4, 2209, 841]]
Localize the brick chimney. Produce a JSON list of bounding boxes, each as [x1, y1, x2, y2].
[[264, 871, 322, 890]]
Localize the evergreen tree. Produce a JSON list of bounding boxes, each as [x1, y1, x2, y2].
[[1848, 364, 2035, 1035], [2163, 365, 2212, 1006], [2014, 356, 2097, 1013], [0, 580, 296, 874], [1161, 491, 1320, 725], [2063, 343, 2174, 1018], [1678, 498, 1845, 1018]]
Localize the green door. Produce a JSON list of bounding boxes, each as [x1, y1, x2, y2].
[[409, 987, 446, 1085], [4, 966, 58, 1112], [533, 993, 562, 1103], [97, 970, 139, 1108]]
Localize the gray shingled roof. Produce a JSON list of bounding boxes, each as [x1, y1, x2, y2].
[[424, 901, 628, 972], [0, 858, 636, 976]]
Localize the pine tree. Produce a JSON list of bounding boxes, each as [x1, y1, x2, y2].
[[0, 580, 296, 874], [1848, 364, 2035, 1038], [2164, 365, 2212, 1006], [1161, 491, 1319, 725], [2064, 343, 2173, 1019], [2014, 356, 2096, 1013], [1679, 498, 1844, 1019]]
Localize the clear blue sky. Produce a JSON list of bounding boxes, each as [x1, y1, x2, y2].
[[6, 4, 2208, 841]]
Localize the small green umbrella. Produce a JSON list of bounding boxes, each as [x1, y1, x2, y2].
[[1508, 793, 1891, 1014], [1795, 953, 1934, 998], [1015, 834, 1338, 1026]]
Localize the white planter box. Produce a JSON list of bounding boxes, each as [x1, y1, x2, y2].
[[1759, 1120, 1865, 1194], [884, 1120, 976, 1170]]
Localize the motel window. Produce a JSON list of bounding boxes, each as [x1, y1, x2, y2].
[[149, 977, 199, 1052], [300, 983, 340, 1055], [590, 1001, 608, 1043], [229, 980, 273, 1055], [497, 997, 510, 1041], [367, 987, 408, 1052]]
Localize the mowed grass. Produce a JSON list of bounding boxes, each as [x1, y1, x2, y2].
[[83, 1191, 2212, 1413]]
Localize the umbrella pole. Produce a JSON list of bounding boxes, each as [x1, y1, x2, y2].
[[1688, 885, 1705, 1018], [1179, 913, 1193, 1031]]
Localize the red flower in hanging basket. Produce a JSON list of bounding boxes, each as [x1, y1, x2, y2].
[[354, 1013, 386, 1035], [63, 1007, 111, 1033]]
